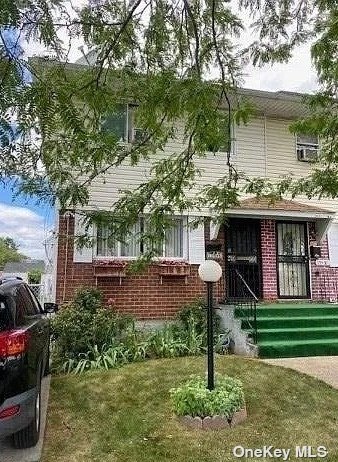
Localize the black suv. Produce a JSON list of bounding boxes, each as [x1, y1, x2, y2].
[[0, 277, 57, 448]]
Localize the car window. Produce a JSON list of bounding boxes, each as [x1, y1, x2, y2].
[[0, 295, 9, 331], [26, 286, 43, 314], [15, 286, 40, 326]]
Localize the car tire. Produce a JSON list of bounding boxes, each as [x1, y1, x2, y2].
[[12, 371, 42, 449]]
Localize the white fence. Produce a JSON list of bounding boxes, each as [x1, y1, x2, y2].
[[29, 284, 44, 303]]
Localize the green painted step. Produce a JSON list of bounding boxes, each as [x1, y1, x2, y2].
[[235, 304, 338, 319], [259, 338, 338, 359], [254, 326, 338, 342], [242, 315, 338, 330], [234, 303, 338, 358]]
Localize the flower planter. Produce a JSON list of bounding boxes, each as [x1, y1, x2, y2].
[[178, 406, 247, 430], [156, 262, 190, 284], [93, 261, 128, 285]]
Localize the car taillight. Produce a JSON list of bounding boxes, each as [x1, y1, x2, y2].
[[0, 405, 20, 419], [0, 330, 29, 357]]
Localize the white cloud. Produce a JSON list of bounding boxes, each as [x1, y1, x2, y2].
[[0, 203, 47, 260], [243, 43, 318, 93]]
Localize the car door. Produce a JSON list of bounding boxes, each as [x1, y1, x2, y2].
[[25, 285, 50, 369], [14, 286, 46, 389]]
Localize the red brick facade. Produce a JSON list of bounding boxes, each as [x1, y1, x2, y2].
[[260, 219, 278, 300], [55, 214, 338, 318], [56, 214, 224, 319], [309, 224, 338, 302]]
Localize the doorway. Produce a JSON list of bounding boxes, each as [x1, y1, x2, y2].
[[276, 222, 310, 298], [225, 219, 262, 299]]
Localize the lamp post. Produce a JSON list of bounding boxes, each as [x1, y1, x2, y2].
[[198, 260, 222, 391]]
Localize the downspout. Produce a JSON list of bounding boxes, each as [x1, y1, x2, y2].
[[264, 115, 267, 177], [62, 212, 71, 302]]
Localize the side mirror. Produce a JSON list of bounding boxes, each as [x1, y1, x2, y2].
[[44, 302, 58, 314]]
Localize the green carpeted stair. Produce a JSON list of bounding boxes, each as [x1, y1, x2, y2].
[[235, 303, 338, 358]]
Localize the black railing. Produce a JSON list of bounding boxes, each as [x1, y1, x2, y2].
[[227, 268, 258, 344]]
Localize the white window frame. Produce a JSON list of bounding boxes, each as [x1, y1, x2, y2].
[[296, 133, 319, 162], [95, 216, 187, 260]]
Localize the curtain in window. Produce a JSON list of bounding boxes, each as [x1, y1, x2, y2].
[[165, 218, 183, 257], [120, 221, 141, 257], [97, 226, 117, 256]]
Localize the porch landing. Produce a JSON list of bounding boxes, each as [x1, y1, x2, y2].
[[236, 303, 338, 358]]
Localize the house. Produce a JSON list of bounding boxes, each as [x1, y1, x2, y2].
[[54, 88, 338, 321]]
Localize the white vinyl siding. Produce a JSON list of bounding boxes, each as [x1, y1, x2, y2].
[[79, 115, 338, 223], [328, 223, 338, 267], [188, 218, 205, 264]]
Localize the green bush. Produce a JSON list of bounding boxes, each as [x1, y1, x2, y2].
[[147, 325, 187, 358], [170, 375, 245, 418], [51, 288, 134, 362], [52, 289, 230, 375], [177, 300, 221, 347]]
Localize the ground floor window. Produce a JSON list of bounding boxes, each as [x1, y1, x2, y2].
[[96, 216, 185, 258]]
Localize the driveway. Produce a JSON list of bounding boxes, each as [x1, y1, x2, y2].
[[0, 376, 51, 462], [263, 356, 338, 389]]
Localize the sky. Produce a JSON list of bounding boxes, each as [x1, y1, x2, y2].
[[0, 2, 318, 260]]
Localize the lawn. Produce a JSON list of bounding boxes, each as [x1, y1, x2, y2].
[[42, 356, 338, 462]]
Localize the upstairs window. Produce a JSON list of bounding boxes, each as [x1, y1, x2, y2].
[[296, 134, 319, 162], [102, 104, 145, 143], [96, 216, 185, 258]]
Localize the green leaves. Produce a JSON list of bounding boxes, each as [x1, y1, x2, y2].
[[170, 374, 245, 417]]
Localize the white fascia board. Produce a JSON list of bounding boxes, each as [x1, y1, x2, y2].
[[225, 209, 335, 221]]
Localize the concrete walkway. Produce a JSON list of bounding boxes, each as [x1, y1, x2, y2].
[[263, 356, 338, 389], [0, 375, 51, 462]]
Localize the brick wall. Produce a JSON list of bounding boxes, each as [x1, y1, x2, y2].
[[309, 223, 338, 302], [56, 214, 224, 319], [260, 219, 278, 300], [56, 214, 338, 315]]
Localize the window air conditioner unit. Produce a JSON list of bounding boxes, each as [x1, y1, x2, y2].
[[297, 146, 318, 162], [132, 128, 146, 143]]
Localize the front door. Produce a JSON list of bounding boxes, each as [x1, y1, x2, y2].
[[277, 222, 310, 298], [225, 219, 262, 299]]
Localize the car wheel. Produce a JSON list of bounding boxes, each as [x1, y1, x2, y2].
[[12, 372, 42, 449]]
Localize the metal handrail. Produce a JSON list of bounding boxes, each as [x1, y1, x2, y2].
[[228, 269, 258, 344], [234, 269, 258, 301]]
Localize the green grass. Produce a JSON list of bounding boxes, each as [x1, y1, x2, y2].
[[42, 356, 338, 462]]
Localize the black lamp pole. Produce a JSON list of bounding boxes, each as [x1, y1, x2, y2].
[[206, 281, 214, 391]]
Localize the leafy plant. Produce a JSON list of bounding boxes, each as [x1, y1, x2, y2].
[[170, 375, 245, 418], [51, 287, 134, 362], [147, 325, 187, 358], [53, 289, 230, 374], [177, 299, 225, 349]]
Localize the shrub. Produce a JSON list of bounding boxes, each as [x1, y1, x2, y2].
[[52, 289, 230, 375], [177, 299, 226, 350], [170, 375, 245, 418], [51, 287, 134, 362], [147, 325, 187, 358]]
